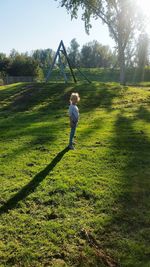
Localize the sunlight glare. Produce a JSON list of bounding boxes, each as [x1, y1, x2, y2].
[[137, 0, 150, 34], [138, 0, 150, 15]]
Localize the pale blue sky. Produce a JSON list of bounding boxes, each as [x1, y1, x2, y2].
[[0, 0, 115, 54]]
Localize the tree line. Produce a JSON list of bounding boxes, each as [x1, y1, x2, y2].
[[0, 36, 149, 84], [0, 41, 117, 83], [55, 0, 150, 84]]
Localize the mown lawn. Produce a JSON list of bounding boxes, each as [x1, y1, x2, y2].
[[0, 82, 150, 267]]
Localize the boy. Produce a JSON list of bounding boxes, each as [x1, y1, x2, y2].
[[68, 93, 80, 149]]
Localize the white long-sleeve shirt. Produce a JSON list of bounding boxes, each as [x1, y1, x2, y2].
[[69, 104, 79, 122]]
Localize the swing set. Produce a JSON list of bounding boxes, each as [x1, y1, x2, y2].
[[46, 40, 91, 83]]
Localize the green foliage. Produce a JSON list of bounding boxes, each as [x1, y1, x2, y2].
[[7, 55, 39, 77], [0, 57, 10, 73], [32, 48, 55, 74], [0, 82, 150, 266], [56, 0, 144, 84], [80, 41, 114, 68], [67, 38, 80, 67]]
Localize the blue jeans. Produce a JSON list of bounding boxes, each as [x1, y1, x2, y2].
[[69, 126, 76, 146]]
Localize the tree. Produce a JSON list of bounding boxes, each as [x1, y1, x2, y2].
[[56, 0, 141, 84], [32, 49, 55, 73], [7, 54, 42, 77], [0, 56, 11, 80], [81, 40, 114, 67], [67, 38, 80, 66], [136, 33, 150, 81], [0, 53, 6, 61], [9, 49, 19, 59]]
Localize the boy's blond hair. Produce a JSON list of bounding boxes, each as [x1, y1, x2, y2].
[[70, 92, 80, 103]]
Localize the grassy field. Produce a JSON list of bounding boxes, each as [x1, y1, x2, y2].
[[0, 82, 150, 267]]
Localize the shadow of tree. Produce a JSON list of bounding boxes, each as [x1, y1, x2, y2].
[[0, 82, 124, 118], [78, 117, 104, 145], [0, 83, 68, 113], [114, 114, 150, 208], [136, 106, 150, 123], [0, 83, 27, 102], [0, 82, 122, 161], [102, 112, 150, 264], [72, 83, 124, 113], [0, 118, 66, 163], [0, 146, 69, 215], [0, 99, 69, 163]]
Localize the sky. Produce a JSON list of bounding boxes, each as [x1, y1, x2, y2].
[[0, 0, 115, 55]]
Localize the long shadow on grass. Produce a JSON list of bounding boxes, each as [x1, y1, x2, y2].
[[0, 146, 69, 215], [91, 111, 150, 265], [113, 114, 150, 214], [1, 83, 68, 112], [73, 83, 124, 113], [0, 83, 28, 103], [136, 106, 150, 123], [104, 112, 150, 264]]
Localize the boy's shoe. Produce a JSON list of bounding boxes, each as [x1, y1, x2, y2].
[[68, 145, 75, 150]]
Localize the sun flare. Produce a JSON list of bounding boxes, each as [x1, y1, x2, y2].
[[138, 0, 150, 15], [137, 0, 150, 34]]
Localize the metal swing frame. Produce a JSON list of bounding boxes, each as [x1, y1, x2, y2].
[[46, 40, 91, 83]]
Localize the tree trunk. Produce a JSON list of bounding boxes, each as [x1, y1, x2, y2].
[[118, 44, 126, 85]]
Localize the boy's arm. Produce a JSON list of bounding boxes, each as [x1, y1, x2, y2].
[[69, 116, 74, 127], [69, 106, 73, 126]]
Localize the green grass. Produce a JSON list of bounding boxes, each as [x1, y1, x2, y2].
[[0, 82, 150, 267], [45, 68, 150, 83], [44, 68, 120, 83]]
